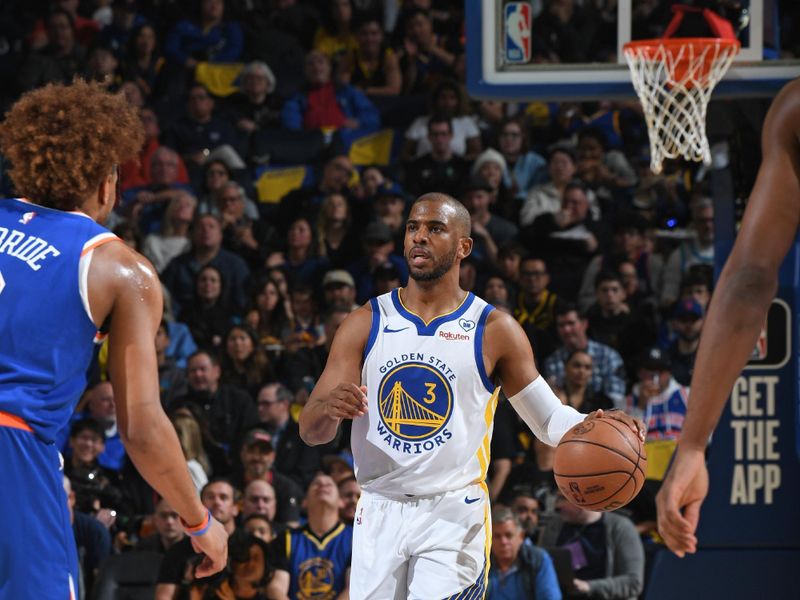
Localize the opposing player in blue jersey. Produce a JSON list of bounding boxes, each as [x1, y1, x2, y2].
[[657, 79, 800, 557], [0, 81, 227, 599], [300, 192, 644, 599]]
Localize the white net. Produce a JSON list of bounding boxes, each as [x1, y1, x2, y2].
[[623, 39, 739, 174]]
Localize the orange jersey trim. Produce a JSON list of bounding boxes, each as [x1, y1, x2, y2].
[[0, 411, 33, 433], [80, 236, 120, 257]]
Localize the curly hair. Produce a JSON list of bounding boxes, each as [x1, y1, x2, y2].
[[0, 80, 144, 211]]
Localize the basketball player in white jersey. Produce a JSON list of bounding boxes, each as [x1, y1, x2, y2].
[[657, 79, 800, 557], [300, 193, 644, 599]]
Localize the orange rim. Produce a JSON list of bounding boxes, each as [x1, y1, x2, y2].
[[623, 37, 741, 60]]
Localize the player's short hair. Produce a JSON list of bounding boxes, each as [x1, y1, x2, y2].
[[411, 193, 471, 238], [0, 80, 143, 211]]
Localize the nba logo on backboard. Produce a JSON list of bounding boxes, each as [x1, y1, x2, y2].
[[504, 3, 531, 64]]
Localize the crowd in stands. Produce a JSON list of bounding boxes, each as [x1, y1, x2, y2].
[[2, 1, 792, 599]]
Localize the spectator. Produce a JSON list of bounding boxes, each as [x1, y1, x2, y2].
[[526, 180, 601, 300], [483, 275, 510, 307], [197, 159, 234, 214], [496, 241, 526, 294], [338, 476, 361, 525], [487, 506, 562, 600], [81, 381, 126, 472], [399, 8, 456, 94], [559, 350, 614, 414], [220, 324, 275, 399], [280, 50, 380, 145], [510, 487, 542, 542], [164, 0, 243, 69], [28, 0, 100, 51], [617, 258, 658, 319], [513, 257, 559, 360], [374, 261, 402, 296], [64, 419, 124, 516], [215, 181, 275, 269], [313, 0, 358, 63], [120, 23, 163, 98], [660, 197, 715, 308], [136, 498, 185, 554], [543, 304, 626, 408], [283, 283, 325, 352], [666, 298, 704, 386], [531, 0, 593, 63], [285, 306, 351, 407], [171, 412, 211, 492], [348, 221, 408, 303], [678, 266, 713, 312], [155, 478, 240, 600], [497, 117, 548, 202], [404, 79, 481, 160], [233, 428, 303, 526], [222, 60, 283, 144], [271, 217, 330, 287], [162, 83, 243, 172], [256, 382, 320, 489], [578, 213, 663, 313], [586, 270, 656, 373], [520, 146, 589, 227], [404, 116, 470, 198], [19, 9, 87, 92], [96, 0, 146, 57], [277, 154, 355, 230], [317, 193, 361, 268], [162, 214, 251, 314], [64, 477, 111, 598], [271, 473, 353, 599], [373, 187, 407, 244], [156, 320, 188, 405], [244, 277, 290, 354], [121, 146, 195, 234], [191, 534, 281, 599], [322, 269, 359, 312], [84, 41, 120, 89], [178, 264, 234, 350], [626, 347, 688, 442], [243, 513, 274, 543], [141, 190, 197, 273], [343, 15, 402, 97], [171, 350, 259, 450], [538, 492, 645, 600], [241, 479, 277, 522], [576, 126, 637, 208], [462, 174, 518, 268]]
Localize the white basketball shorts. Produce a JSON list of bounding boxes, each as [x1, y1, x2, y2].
[[349, 482, 490, 600]]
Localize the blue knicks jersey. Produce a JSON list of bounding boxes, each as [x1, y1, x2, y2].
[[286, 523, 353, 600], [0, 199, 117, 442]]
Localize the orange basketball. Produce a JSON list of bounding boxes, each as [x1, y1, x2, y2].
[[553, 417, 647, 512]]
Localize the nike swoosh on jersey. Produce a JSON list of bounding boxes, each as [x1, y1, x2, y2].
[[464, 496, 481, 504], [383, 325, 410, 333]]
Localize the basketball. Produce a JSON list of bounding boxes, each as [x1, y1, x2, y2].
[[554, 418, 647, 512]]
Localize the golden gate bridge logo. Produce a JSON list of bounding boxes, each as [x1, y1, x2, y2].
[[377, 362, 453, 441]]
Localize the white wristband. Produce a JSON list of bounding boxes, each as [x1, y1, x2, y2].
[[508, 376, 586, 447]]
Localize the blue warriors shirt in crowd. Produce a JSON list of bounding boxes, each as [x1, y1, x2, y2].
[[281, 523, 353, 600], [0, 199, 116, 442]]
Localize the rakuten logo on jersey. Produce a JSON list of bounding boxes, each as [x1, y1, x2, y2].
[[438, 330, 470, 342]]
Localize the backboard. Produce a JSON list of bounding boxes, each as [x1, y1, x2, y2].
[[466, 0, 800, 101]]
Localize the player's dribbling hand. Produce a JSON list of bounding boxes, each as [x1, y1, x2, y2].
[[191, 517, 229, 578], [325, 383, 369, 420], [656, 447, 708, 558], [586, 408, 647, 442]]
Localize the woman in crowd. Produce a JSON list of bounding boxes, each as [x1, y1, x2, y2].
[[171, 412, 211, 492], [496, 117, 548, 202], [121, 23, 163, 98], [316, 192, 360, 268], [180, 265, 234, 349], [244, 277, 290, 359], [558, 350, 614, 414], [220, 324, 275, 398]]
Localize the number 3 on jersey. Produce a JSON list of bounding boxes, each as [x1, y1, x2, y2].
[[423, 382, 436, 404]]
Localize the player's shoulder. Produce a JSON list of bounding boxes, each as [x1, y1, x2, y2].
[[485, 306, 522, 333], [91, 239, 161, 293]]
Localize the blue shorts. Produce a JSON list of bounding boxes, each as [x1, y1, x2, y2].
[[0, 426, 78, 600]]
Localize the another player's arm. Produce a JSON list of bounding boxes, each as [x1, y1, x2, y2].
[[299, 305, 372, 446], [486, 311, 643, 445], [677, 80, 800, 453], [89, 242, 227, 576]]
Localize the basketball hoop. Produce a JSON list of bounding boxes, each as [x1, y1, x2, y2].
[[624, 37, 740, 174]]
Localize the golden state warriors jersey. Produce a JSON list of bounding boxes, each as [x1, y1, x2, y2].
[[354, 289, 500, 496]]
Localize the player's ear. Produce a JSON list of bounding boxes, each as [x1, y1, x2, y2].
[[458, 236, 473, 259]]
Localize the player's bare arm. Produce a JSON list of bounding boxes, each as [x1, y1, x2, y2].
[[657, 78, 800, 557], [485, 310, 645, 443], [299, 305, 372, 446], [89, 241, 227, 576]]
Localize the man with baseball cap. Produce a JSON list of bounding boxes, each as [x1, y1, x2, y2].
[[322, 269, 359, 311], [666, 298, 704, 386], [347, 221, 408, 303]]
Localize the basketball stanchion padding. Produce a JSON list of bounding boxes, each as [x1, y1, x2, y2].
[[554, 418, 647, 512]]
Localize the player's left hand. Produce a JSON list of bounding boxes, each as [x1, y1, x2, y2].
[[586, 408, 646, 442]]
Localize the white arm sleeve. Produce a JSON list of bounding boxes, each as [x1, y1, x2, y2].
[[508, 376, 586, 447]]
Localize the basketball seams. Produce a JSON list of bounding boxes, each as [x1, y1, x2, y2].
[[599, 418, 644, 459], [557, 439, 646, 478]]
